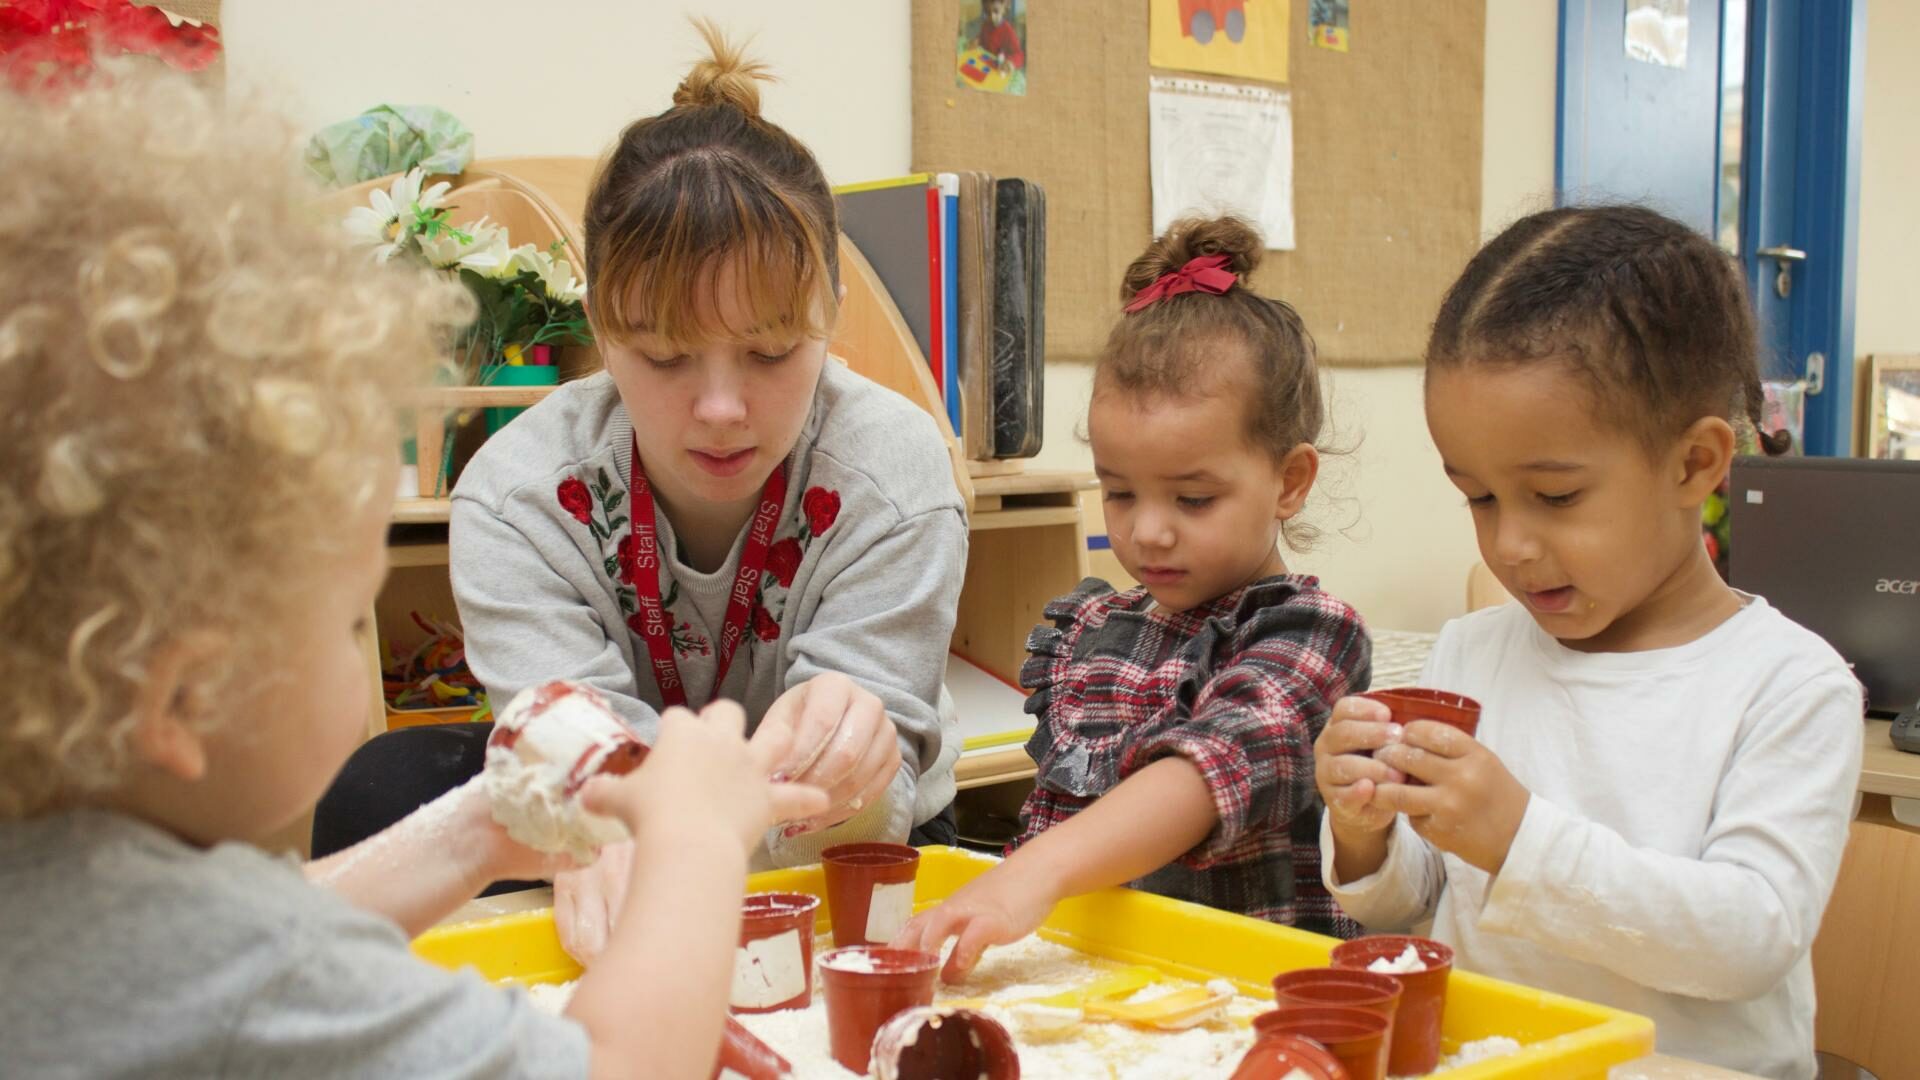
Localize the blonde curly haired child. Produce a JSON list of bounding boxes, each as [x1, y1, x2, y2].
[[0, 69, 822, 1079]]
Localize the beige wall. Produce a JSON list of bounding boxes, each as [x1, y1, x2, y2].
[[224, 0, 1555, 634], [230, 0, 1909, 633], [1037, 0, 1558, 632], [221, 1, 912, 188], [1855, 1, 1920, 363]]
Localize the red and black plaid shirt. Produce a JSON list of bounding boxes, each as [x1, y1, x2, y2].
[[1010, 576, 1370, 938]]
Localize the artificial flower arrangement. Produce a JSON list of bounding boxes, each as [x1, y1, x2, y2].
[[342, 167, 591, 380], [343, 168, 593, 494]]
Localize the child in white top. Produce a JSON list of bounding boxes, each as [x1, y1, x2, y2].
[[1315, 205, 1861, 1080], [0, 69, 822, 1080]]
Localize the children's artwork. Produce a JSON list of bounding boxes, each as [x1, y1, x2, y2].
[[1625, 0, 1688, 68], [1149, 76, 1295, 250], [955, 0, 1027, 96], [1309, 0, 1349, 52], [1148, 0, 1288, 84]]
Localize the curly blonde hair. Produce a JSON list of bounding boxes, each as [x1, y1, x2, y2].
[[0, 69, 467, 820]]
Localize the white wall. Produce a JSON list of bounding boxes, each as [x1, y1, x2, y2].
[[1854, 1, 1920, 363], [221, 0, 912, 188]]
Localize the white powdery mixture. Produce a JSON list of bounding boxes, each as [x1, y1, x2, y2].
[[818, 949, 880, 974], [1367, 943, 1430, 974], [1437, 1036, 1523, 1070], [483, 688, 634, 865], [1385, 1036, 1525, 1078], [525, 980, 577, 1014], [524, 936, 1261, 1079], [521, 936, 1525, 1078]]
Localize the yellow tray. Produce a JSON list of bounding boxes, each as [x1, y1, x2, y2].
[[414, 846, 1654, 1078]]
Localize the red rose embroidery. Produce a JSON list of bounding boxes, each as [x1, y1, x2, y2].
[[557, 477, 592, 524], [624, 611, 648, 637], [752, 603, 780, 642], [766, 537, 803, 588], [802, 486, 841, 535], [616, 533, 642, 584]]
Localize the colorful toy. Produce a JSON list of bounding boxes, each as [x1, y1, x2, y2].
[[955, 44, 1014, 93], [382, 611, 490, 721]]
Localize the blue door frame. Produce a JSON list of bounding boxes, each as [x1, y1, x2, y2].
[[1738, 0, 1867, 456], [1557, 0, 1867, 456]]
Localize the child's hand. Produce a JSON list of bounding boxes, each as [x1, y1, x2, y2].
[[1313, 695, 1409, 836], [891, 865, 1056, 984], [1374, 721, 1531, 875]]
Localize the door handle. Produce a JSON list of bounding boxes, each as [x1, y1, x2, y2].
[[1756, 245, 1807, 298]]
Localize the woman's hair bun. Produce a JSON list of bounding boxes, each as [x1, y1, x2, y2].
[[671, 18, 774, 118], [1119, 215, 1263, 300]]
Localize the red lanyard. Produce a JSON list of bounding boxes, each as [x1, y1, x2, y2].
[[627, 434, 788, 708]]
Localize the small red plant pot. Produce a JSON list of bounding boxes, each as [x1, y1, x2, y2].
[[731, 892, 821, 1014], [818, 946, 942, 1075], [1329, 935, 1454, 1076], [822, 842, 921, 948], [871, 1006, 1020, 1079]]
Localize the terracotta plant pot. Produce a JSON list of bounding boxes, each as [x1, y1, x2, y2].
[[731, 892, 821, 1014], [1252, 1006, 1391, 1080], [822, 842, 921, 947], [1359, 688, 1481, 738], [871, 1006, 1020, 1079], [1230, 1033, 1351, 1080], [818, 946, 941, 1074], [716, 1016, 794, 1079], [1329, 935, 1454, 1076], [1359, 688, 1482, 785], [1271, 967, 1403, 1029]]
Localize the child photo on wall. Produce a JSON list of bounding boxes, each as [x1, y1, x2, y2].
[[956, 0, 1027, 96]]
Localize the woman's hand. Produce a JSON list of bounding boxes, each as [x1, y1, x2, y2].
[[752, 672, 902, 836], [552, 840, 632, 964]]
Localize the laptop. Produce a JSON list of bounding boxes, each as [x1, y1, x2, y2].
[[1728, 455, 1920, 716]]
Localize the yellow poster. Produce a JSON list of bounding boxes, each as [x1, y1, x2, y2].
[[1148, 0, 1289, 83]]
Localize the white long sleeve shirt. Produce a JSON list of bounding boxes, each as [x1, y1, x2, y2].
[[1324, 598, 1862, 1080]]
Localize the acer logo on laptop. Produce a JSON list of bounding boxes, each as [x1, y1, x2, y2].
[[1877, 579, 1920, 595]]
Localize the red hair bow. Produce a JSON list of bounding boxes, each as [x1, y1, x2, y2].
[[1123, 253, 1237, 313]]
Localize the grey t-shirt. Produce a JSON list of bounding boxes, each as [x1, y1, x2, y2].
[[0, 811, 588, 1079]]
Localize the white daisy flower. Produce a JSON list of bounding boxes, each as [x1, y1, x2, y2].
[[419, 218, 508, 274]]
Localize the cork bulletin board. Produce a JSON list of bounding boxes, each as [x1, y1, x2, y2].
[[912, 0, 1486, 367]]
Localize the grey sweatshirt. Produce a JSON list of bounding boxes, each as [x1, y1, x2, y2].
[[449, 359, 968, 868]]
